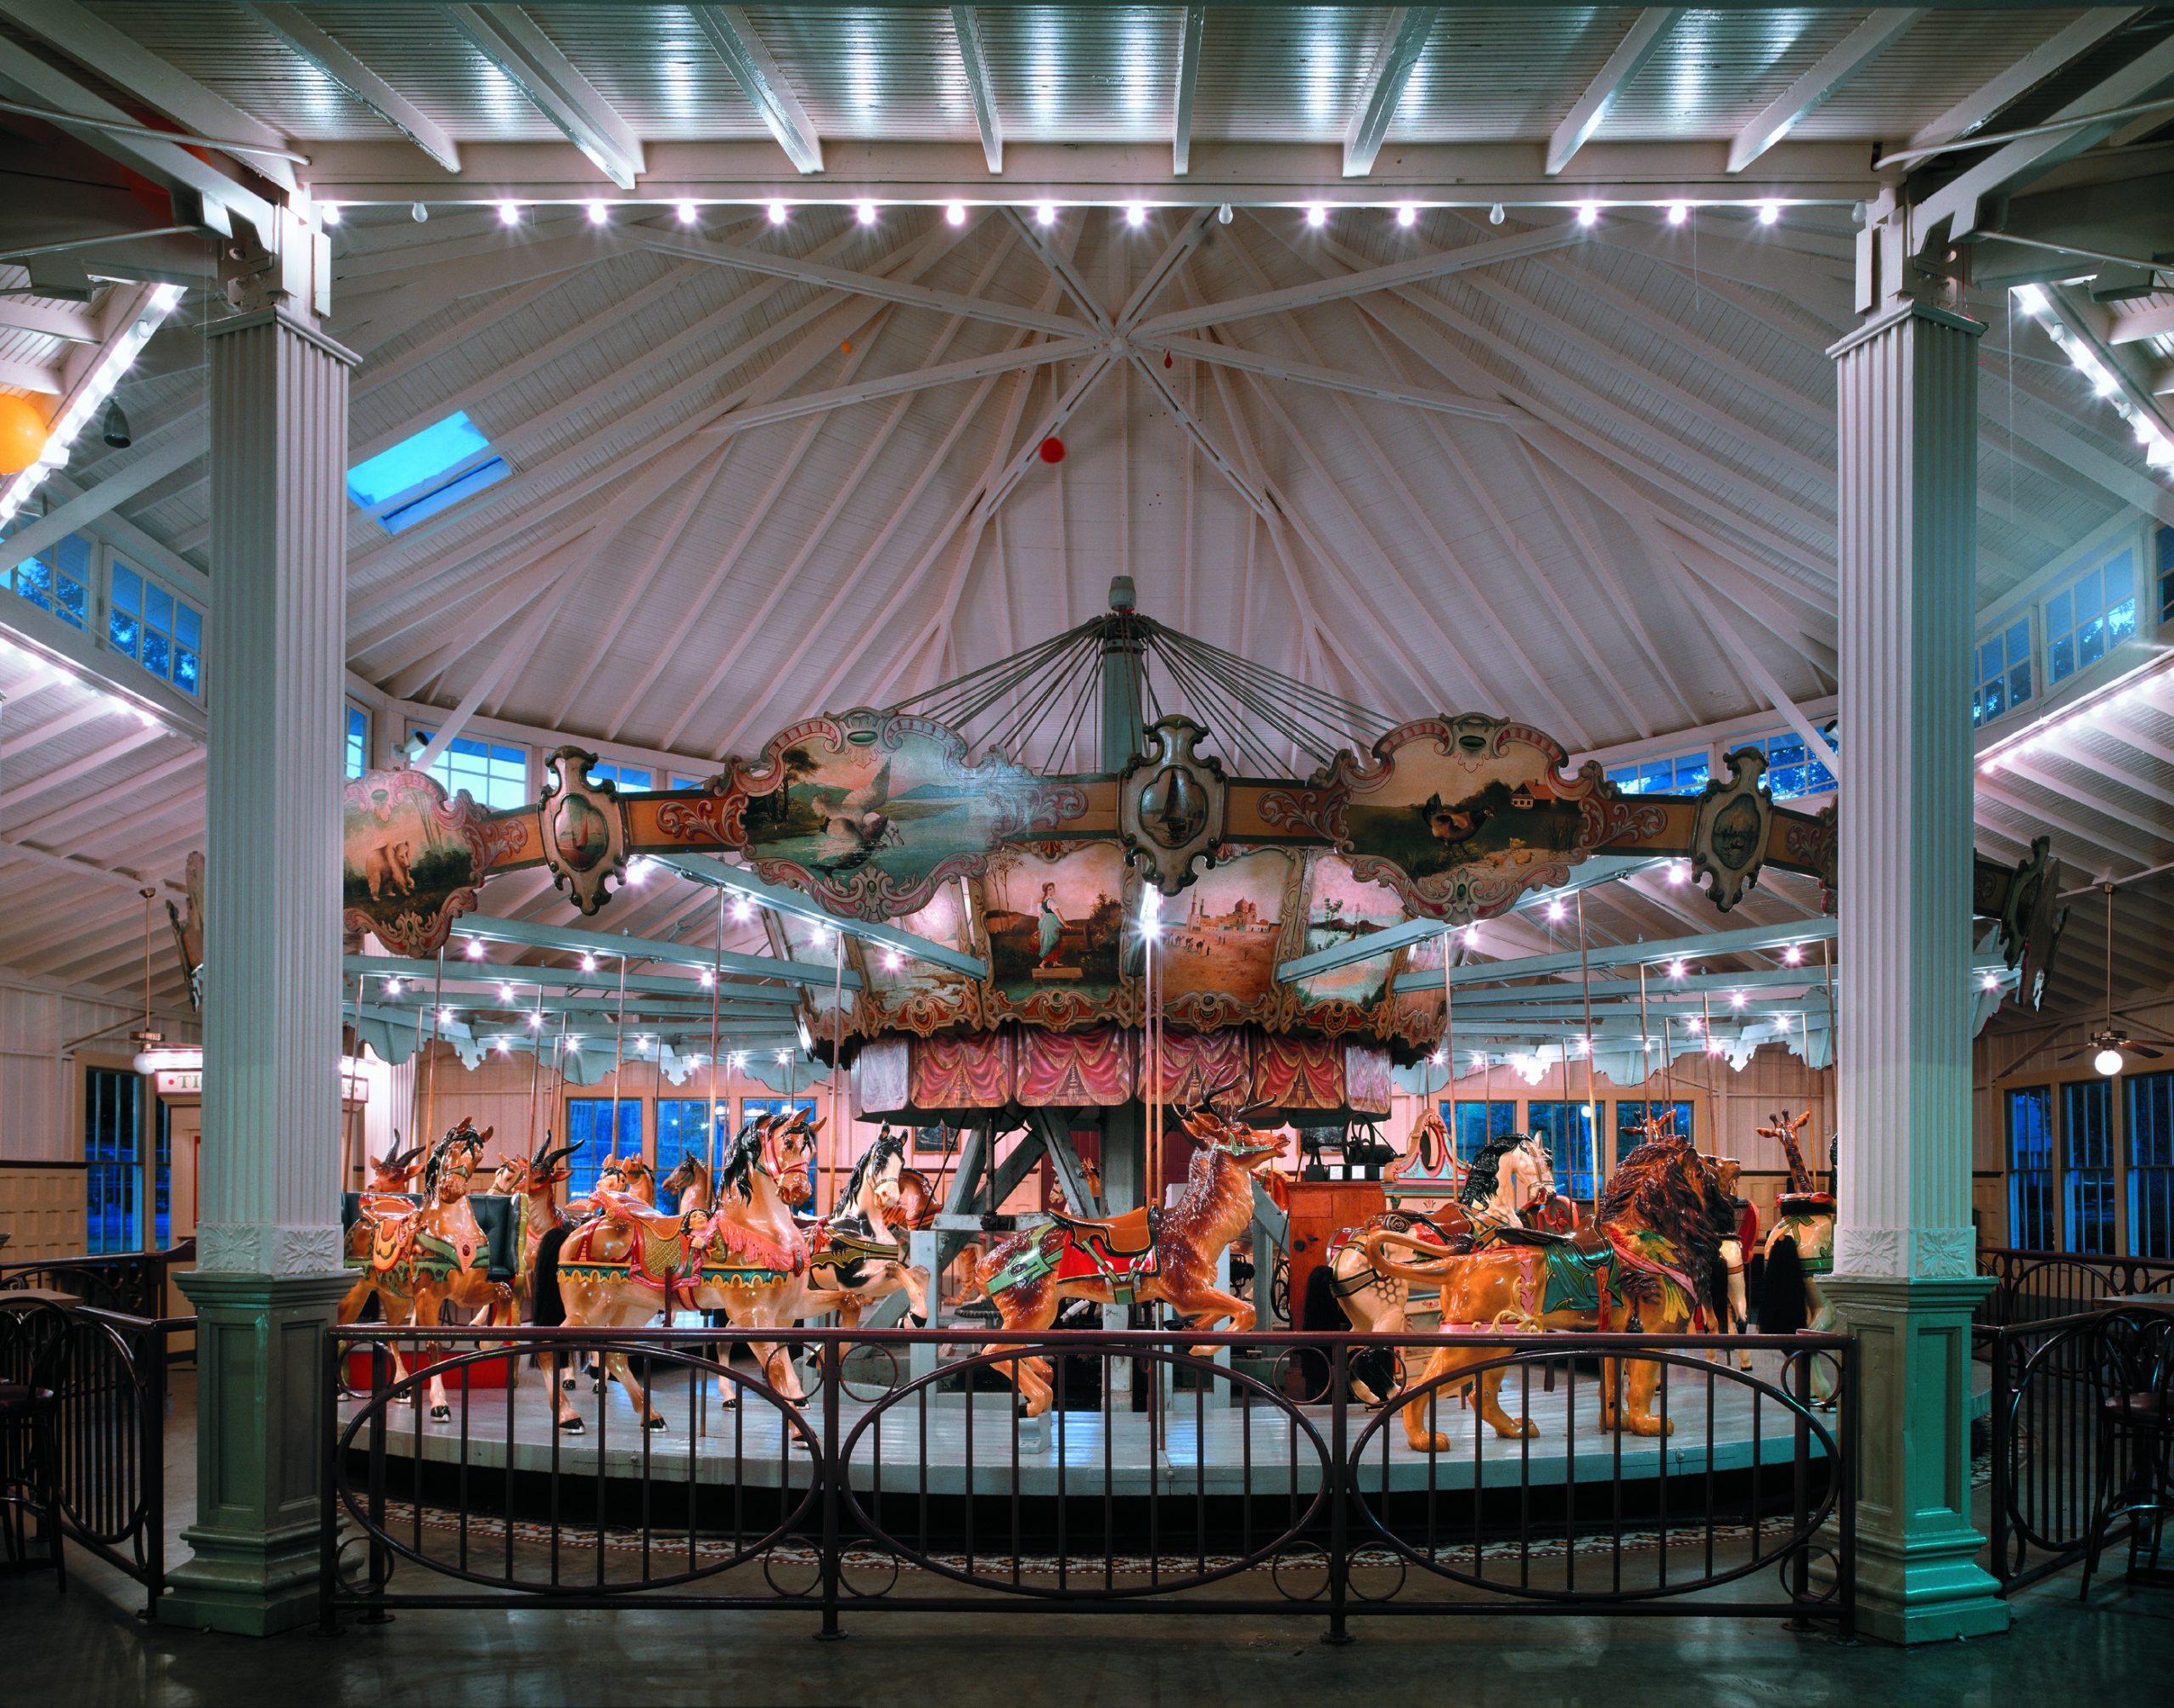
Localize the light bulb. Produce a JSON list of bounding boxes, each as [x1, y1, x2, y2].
[[587, 201, 609, 225], [1730, 989, 1747, 1010], [1463, 925, 1479, 947], [1666, 959, 1687, 979], [946, 202, 966, 226], [1035, 203, 1056, 226], [1758, 201, 1780, 226], [730, 899, 753, 922], [1783, 943, 1803, 966], [775, 1048, 792, 1065], [2095, 1046, 2124, 1077], [1980, 971, 2000, 992], [322, 202, 341, 227], [1305, 205, 1326, 228], [1395, 204, 1416, 228], [385, 977, 403, 995], [465, 939, 485, 959], [1577, 203, 1599, 228], [857, 201, 877, 225], [1666, 202, 1688, 225], [498, 201, 521, 227], [768, 200, 788, 224], [438, 1006, 454, 1024], [1488, 202, 1505, 225], [699, 968, 714, 988], [676, 200, 698, 225], [580, 954, 598, 972], [1126, 203, 1146, 227], [1429, 1050, 1445, 1066], [1545, 899, 1565, 922], [498, 984, 515, 1002], [1471, 1051, 1486, 1070], [881, 949, 903, 971], [527, 1012, 542, 1029], [496, 1038, 510, 1055]]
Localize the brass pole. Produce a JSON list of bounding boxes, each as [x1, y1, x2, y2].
[[1579, 892, 1598, 1192], [424, 944, 445, 1144]]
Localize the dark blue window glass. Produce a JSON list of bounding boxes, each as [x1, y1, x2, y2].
[[656, 1097, 730, 1204], [84, 1066, 142, 1255], [1616, 1100, 1694, 1162], [2127, 1071, 2174, 1260], [1526, 1101, 1598, 1201], [2008, 1086, 2056, 1250], [1439, 1099, 1515, 1161], [2063, 1080, 2115, 1254], [565, 1097, 642, 1202]]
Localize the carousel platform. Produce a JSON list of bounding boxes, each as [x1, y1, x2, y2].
[[338, 1345, 1978, 1500]]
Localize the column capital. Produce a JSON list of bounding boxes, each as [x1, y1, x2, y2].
[[201, 306, 361, 369], [1826, 297, 1985, 364]]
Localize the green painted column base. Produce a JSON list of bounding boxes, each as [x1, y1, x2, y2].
[[1825, 1273, 2010, 1646], [160, 1268, 349, 1638]]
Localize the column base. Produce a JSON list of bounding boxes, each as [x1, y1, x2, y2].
[[160, 1268, 348, 1638], [1824, 1273, 2009, 1646]]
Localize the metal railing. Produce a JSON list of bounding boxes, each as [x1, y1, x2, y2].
[[0, 1303, 179, 1614], [1976, 1248, 2174, 1329], [0, 1241, 194, 1322], [1980, 1305, 2158, 1594], [323, 1324, 1853, 1640]]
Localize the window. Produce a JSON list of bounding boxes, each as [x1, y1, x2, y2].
[[2007, 1087, 2056, 1250], [2063, 1080, 2115, 1255], [1746, 730, 1836, 800], [2156, 523, 2172, 625], [1605, 750, 1710, 796], [347, 411, 509, 534], [109, 560, 203, 696], [656, 1097, 729, 1200], [1616, 1100, 1694, 1161], [1526, 1101, 1599, 1201], [2128, 1071, 2174, 1260], [85, 1066, 143, 1254], [2044, 546, 2137, 687], [564, 1097, 643, 1202], [153, 1100, 172, 1250], [1440, 1099, 1515, 1160], [346, 705, 370, 779], [740, 1096, 817, 1130], [589, 760, 653, 790], [413, 730, 529, 809], [3, 528, 90, 630], [1973, 618, 2033, 726], [668, 773, 709, 790]]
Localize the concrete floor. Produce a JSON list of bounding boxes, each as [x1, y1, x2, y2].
[[3, 1370, 2168, 1707]]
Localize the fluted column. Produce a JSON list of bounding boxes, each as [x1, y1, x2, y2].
[[165, 298, 357, 1638], [1823, 264, 2006, 1643]]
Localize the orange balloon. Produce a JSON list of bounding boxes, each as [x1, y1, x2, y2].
[[0, 392, 46, 476]]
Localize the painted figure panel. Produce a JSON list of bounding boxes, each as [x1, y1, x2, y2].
[[983, 843, 1131, 1028]]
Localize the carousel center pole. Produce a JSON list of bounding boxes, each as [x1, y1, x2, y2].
[[424, 944, 446, 1144]]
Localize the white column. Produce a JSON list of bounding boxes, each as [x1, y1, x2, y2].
[[1823, 212, 2007, 1644], [194, 307, 355, 1277], [165, 259, 358, 1636]]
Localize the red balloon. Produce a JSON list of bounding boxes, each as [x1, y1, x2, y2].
[[1037, 436, 1065, 464]]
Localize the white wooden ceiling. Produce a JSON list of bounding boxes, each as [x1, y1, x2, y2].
[[1, 3, 2170, 1025]]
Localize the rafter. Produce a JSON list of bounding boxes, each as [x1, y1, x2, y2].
[[690, 4, 823, 175], [1343, 8, 1437, 178], [1546, 8, 1680, 176], [442, 3, 645, 189], [1908, 8, 2142, 151], [949, 6, 1004, 175], [1172, 3, 1206, 177], [251, 3, 460, 173], [1728, 9, 1924, 173]]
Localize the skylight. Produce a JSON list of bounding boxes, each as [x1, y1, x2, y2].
[[347, 412, 508, 534]]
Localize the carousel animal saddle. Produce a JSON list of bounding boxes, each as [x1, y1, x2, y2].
[[809, 1215, 903, 1267], [1046, 1204, 1156, 1260], [988, 1208, 1163, 1298]]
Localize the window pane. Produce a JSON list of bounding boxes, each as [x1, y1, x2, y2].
[[380, 455, 509, 533], [2007, 1087, 2056, 1250], [1440, 1100, 1515, 1161], [2129, 1072, 2174, 1260], [347, 411, 492, 509], [2063, 1080, 2115, 1254], [144, 583, 172, 632], [112, 563, 141, 612], [84, 1067, 143, 1255], [1527, 1101, 1598, 1201]]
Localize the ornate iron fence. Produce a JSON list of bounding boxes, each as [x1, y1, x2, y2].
[[1980, 1306, 2158, 1594], [0, 1241, 194, 1322], [323, 1325, 1853, 1639], [0, 1303, 178, 1613], [1976, 1248, 2174, 1328]]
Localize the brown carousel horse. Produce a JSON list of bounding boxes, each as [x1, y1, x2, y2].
[[486, 1135, 579, 1322], [339, 1121, 516, 1420], [975, 1102, 1287, 1418], [532, 1111, 819, 1431], [1366, 1131, 1734, 1447], [1328, 1118, 1557, 1404]]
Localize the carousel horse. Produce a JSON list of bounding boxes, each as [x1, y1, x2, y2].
[[1366, 1133, 1734, 1447], [531, 1112, 818, 1431], [1756, 1110, 1839, 1406], [339, 1122, 516, 1420], [975, 1102, 1287, 1418], [1707, 1154, 1760, 1370], [568, 1152, 656, 1220], [795, 1127, 932, 1328], [487, 1136, 578, 1322]]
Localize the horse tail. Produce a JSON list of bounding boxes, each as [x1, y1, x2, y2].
[[1758, 1237, 1809, 1334], [1302, 1262, 1344, 1333], [532, 1225, 572, 1328], [1705, 1249, 1733, 1323], [1356, 1228, 1465, 1285]]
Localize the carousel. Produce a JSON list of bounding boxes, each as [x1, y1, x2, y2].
[[329, 578, 2053, 1509]]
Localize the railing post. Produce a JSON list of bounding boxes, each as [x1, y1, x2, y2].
[[142, 1319, 169, 1620], [361, 1342, 391, 1624], [1986, 1327, 2012, 1592], [318, 1328, 339, 1634], [1839, 1338, 1859, 1643], [1322, 1338, 1352, 1647], [1785, 1348, 1812, 1627], [817, 1336, 845, 1641]]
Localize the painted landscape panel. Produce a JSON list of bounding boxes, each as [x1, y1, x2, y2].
[[983, 844, 1129, 1009], [1157, 848, 1291, 1009], [1296, 854, 1407, 1010]]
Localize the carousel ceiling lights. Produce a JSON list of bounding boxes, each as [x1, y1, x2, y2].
[[858, 201, 878, 225], [498, 201, 521, 226], [767, 200, 788, 224], [676, 200, 698, 225], [1978, 656, 2172, 774], [587, 200, 608, 224], [2013, 283, 2174, 470]]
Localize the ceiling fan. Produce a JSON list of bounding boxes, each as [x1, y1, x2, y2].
[[2054, 885, 2174, 1077]]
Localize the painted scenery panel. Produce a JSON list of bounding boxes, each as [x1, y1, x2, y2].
[[1296, 855, 1407, 1012], [984, 845, 1129, 1017], [342, 769, 484, 956], [1340, 721, 1590, 883], [862, 883, 982, 1034], [1160, 848, 1292, 1014]]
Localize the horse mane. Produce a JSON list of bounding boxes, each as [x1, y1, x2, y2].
[[1459, 1133, 1528, 1209], [840, 1125, 904, 1208], [420, 1128, 476, 1198], [716, 1115, 768, 1204]]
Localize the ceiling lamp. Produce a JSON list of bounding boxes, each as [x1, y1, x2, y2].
[[1758, 201, 1781, 225], [587, 200, 608, 225], [499, 201, 522, 226], [1395, 204, 1416, 228], [767, 200, 788, 224], [1577, 203, 1599, 228], [1126, 203, 1146, 227], [1666, 202, 1688, 225], [128, 886, 172, 1075], [2096, 1045, 2126, 1077], [1305, 205, 1326, 228], [945, 202, 966, 226], [1034, 203, 1056, 226], [100, 401, 131, 449], [858, 201, 878, 225], [675, 201, 697, 225]]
